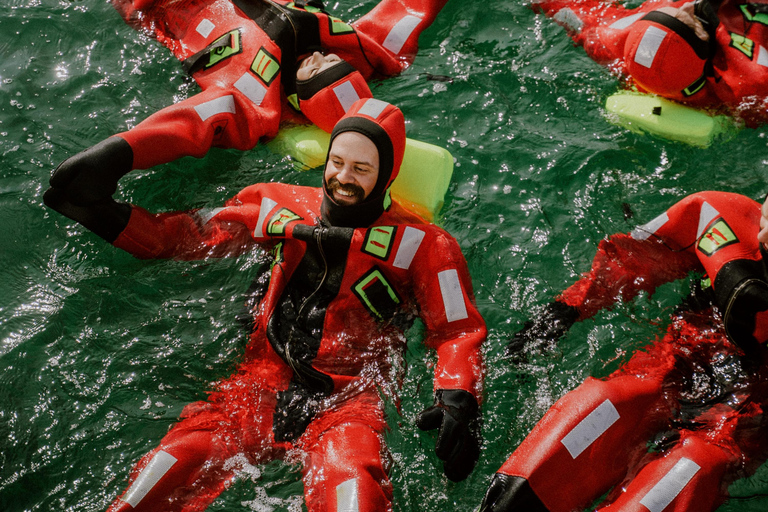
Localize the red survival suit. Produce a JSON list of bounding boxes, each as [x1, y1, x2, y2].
[[65, 0, 449, 172], [480, 191, 768, 512], [84, 99, 487, 512], [532, 0, 768, 126]]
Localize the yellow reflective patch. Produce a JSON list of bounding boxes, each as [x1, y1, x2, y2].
[[267, 208, 302, 236], [698, 219, 739, 256], [251, 47, 281, 86], [730, 33, 755, 59]]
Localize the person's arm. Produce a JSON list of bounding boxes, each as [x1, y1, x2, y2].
[[351, 0, 450, 75], [508, 193, 707, 357], [410, 228, 486, 482]]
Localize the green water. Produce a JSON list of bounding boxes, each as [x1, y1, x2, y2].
[[2, 0, 768, 510]]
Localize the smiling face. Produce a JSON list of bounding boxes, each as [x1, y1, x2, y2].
[[324, 131, 380, 206], [297, 51, 343, 81]]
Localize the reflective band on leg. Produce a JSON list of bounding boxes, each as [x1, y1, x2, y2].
[[336, 478, 359, 512], [382, 15, 422, 55], [254, 197, 278, 238], [333, 81, 360, 114], [759, 45, 768, 67], [638, 457, 701, 512], [438, 269, 468, 322], [560, 399, 620, 459], [609, 12, 644, 30], [194, 95, 236, 121], [552, 8, 584, 32], [234, 73, 268, 107], [634, 26, 667, 68], [196, 19, 215, 38], [121, 450, 178, 508], [631, 212, 669, 240], [393, 227, 425, 269]]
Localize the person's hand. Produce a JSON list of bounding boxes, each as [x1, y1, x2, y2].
[[49, 137, 133, 206], [506, 301, 579, 361], [416, 389, 480, 482]]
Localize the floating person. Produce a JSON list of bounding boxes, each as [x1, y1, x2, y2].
[[479, 190, 768, 512], [44, 98, 486, 512], [531, 0, 768, 132], [48, 0, 449, 210]]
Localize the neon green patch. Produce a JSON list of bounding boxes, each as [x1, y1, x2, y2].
[[730, 33, 755, 59], [271, 242, 284, 269], [329, 16, 355, 35], [205, 30, 242, 70], [287, 93, 300, 111], [363, 226, 396, 260], [251, 47, 281, 86], [267, 208, 302, 236], [698, 219, 739, 256], [741, 4, 768, 26], [353, 269, 401, 320]]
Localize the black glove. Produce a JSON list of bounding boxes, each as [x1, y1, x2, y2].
[[49, 136, 134, 206], [43, 187, 131, 242], [416, 389, 481, 482], [505, 301, 579, 361]]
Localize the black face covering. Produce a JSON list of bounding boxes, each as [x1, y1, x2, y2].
[[713, 246, 768, 353], [320, 117, 395, 228]]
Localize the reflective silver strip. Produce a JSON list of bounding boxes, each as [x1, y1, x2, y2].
[[393, 226, 425, 269], [638, 457, 701, 512], [631, 212, 669, 240], [357, 98, 388, 120], [438, 269, 469, 322], [336, 478, 359, 512], [696, 201, 719, 239], [254, 197, 278, 237], [197, 207, 226, 225], [560, 399, 619, 459], [634, 25, 667, 68], [553, 8, 584, 32], [609, 12, 644, 29], [333, 80, 360, 113], [194, 95, 236, 121], [195, 18, 215, 38], [382, 15, 422, 54], [121, 450, 178, 508], [759, 45, 768, 68], [234, 73, 268, 107]]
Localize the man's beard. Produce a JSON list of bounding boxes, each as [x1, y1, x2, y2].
[[327, 177, 366, 205]]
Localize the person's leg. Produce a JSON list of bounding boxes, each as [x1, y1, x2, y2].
[[302, 421, 393, 512], [480, 373, 670, 512], [597, 431, 735, 512]]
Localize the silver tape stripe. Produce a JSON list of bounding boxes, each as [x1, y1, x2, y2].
[[393, 227, 425, 269], [121, 450, 178, 508], [197, 207, 226, 225], [553, 8, 584, 32], [560, 399, 620, 459], [357, 98, 388, 119], [194, 95, 236, 121], [759, 45, 768, 68], [609, 12, 644, 29], [254, 197, 278, 238], [382, 15, 422, 54], [336, 478, 359, 512], [438, 269, 469, 322], [631, 212, 669, 240], [234, 73, 268, 107], [638, 457, 701, 512], [634, 25, 667, 68], [333, 80, 360, 113], [696, 201, 720, 239], [195, 18, 215, 38]]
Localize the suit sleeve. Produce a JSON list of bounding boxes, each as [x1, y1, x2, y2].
[[351, 0, 449, 73], [412, 229, 486, 400], [559, 193, 711, 319]]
